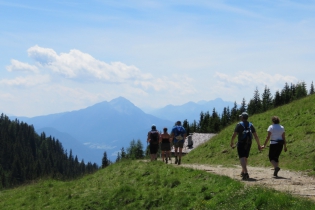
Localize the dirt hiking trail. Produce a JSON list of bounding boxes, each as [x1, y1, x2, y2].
[[180, 163, 315, 201], [170, 133, 315, 201]]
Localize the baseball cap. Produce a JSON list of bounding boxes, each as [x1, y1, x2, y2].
[[239, 112, 249, 119]]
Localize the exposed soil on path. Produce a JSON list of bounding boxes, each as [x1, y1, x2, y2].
[[166, 133, 315, 201], [180, 163, 315, 201]]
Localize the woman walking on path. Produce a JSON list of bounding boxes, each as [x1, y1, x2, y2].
[[160, 127, 171, 163], [262, 116, 287, 177]]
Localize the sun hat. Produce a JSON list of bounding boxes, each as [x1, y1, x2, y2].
[[239, 112, 249, 119]]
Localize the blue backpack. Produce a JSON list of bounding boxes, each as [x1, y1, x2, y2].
[[174, 126, 185, 140], [239, 122, 253, 144]]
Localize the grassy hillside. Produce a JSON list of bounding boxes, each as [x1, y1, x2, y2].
[[1, 160, 314, 209], [185, 94, 315, 173]]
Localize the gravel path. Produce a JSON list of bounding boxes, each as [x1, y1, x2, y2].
[[169, 133, 315, 201]]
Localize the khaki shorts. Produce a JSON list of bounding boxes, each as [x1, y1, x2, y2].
[[174, 141, 184, 148]]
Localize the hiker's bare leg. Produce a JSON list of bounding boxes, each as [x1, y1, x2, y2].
[[174, 147, 178, 157], [240, 157, 248, 173], [178, 147, 183, 159], [271, 160, 278, 168], [151, 153, 157, 161]]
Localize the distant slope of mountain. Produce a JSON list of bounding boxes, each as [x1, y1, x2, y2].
[[148, 98, 235, 123], [11, 97, 174, 164]]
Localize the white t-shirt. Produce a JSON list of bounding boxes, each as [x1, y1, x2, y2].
[[267, 124, 285, 145]]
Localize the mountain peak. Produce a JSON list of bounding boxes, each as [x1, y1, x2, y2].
[[109, 97, 141, 115], [109, 96, 134, 106]]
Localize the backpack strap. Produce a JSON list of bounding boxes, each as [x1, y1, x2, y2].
[[239, 121, 252, 129]]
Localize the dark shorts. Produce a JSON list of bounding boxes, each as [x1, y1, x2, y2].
[[237, 142, 252, 158], [161, 143, 171, 151], [269, 143, 283, 162], [150, 144, 159, 154], [174, 141, 184, 148]]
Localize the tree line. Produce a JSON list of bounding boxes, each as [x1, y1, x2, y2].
[[183, 81, 314, 134], [101, 139, 145, 167], [108, 81, 314, 164], [0, 114, 98, 189]]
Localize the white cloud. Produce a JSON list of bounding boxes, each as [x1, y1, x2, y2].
[[6, 59, 38, 73], [135, 75, 196, 95], [0, 75, 50, 87], [26, 45, 152, 82], [214, 71, 298, 88]]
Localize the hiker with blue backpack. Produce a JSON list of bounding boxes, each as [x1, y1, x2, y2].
[[230, 112, 262, 180], [147, 124, 160, 161], [262, 116, 287, 177], [171, 121, 187, 165]]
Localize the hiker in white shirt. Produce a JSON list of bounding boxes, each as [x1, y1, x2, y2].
[[262, 116, 287, 177]]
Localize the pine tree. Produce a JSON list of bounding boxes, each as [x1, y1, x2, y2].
[[210, 108, 220, 133], [102, 151, 110, 168], [281, 82, 291, 104], [230, 101, 239, 122], [247, 87, 262, 115], [120, 147, 126, 159], [295, 81, 307, 99], [309, 81, 314, 95], [274, 90, 282, 107], [136, 140, 144, 159], [240, 98, 247, 113], [183, 119, 190, 134], [115, 152, 121, 162], [261, 85, 273, 111], [127, 139, 137, 159], [220, 107, 228, 128]]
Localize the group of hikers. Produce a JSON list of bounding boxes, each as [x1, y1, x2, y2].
[[147, 121, 186, 165], [231, 112, 287, 180], [147, 113, 287, 180]]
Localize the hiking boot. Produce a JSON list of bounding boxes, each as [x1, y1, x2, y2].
[[165, 159, 168, 164], [274, 167, 280, 177], [242, 173, 249, 180], [175, 157, 178, 164], [240, 172, 245, 177], [178, 159, 181, 165]]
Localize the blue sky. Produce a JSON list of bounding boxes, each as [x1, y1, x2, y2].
[[1, 0, 314, 117]]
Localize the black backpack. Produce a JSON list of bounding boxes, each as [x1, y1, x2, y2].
[[150, 131, 159, 144], [239, 122, 253, 144]]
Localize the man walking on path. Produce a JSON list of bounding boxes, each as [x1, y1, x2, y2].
[[230, 112, 262, 180], [171, 121, 187, 165], [147, 124, 160, 161]]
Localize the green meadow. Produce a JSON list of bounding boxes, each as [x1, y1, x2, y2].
[[1, 95, 315, 209], [1, 160, 314, 210]]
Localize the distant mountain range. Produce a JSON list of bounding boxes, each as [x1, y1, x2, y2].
[[12, 97, 174, 164], [8, 97, 233, 165], [148, 98, 234, 123]]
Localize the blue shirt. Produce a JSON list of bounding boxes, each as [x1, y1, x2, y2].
[[172, 125, 186, 143]]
